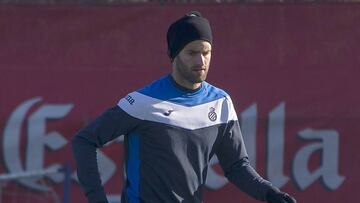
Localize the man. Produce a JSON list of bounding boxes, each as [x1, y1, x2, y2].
[[72, 11, 297, 203]]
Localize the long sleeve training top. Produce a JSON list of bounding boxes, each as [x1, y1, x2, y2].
[[72, 75, 273, 203]]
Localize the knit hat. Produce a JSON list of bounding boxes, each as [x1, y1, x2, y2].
[[167, 11, 213, 61]]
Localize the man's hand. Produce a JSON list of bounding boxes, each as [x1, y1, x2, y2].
[[266, 187, 296, 203]]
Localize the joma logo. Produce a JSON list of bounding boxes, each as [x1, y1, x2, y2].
[[125, 95, 135, 105]]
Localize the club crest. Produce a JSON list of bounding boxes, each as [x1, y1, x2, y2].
[[208, 107, 217, 122]]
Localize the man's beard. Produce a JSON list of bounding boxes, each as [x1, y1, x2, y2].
[[175, 56, 208, 84]]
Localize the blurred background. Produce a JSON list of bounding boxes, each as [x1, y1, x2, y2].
[[0, 0, 359, 203]]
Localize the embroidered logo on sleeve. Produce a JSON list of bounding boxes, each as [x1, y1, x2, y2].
[[208, 107, 217, 122], [125, 95, 135, 105]]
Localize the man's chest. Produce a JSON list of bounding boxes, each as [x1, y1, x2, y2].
[[142, 99, 226, 131]]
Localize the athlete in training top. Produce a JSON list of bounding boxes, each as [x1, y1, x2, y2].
[[72, 11, 297, 203]]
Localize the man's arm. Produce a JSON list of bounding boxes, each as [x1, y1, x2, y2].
[[216, 120, 273, 201], [72, 106, 140, 203], [215, 97, 296, 203]]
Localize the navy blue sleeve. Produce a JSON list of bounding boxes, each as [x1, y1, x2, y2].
[[216, 120, 273, 201], [72, 106, 140, 203]]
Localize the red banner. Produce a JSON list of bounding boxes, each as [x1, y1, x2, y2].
[[0, 4, 359, 203]]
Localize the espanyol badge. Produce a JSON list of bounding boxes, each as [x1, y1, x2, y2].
[[208, 107, 217, 122]]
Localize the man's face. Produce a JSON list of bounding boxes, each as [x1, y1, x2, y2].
[[173, 40, 212, 89]]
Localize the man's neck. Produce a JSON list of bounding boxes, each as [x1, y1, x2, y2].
[[169, 74, 202, 92]]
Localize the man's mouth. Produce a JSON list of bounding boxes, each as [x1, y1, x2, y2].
[[193, 68, 206, 72]]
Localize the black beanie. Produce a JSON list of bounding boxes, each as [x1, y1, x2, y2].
[[167, 11, 213, 61]]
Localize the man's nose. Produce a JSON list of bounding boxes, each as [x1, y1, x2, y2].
[[195, 54, 206, 66]]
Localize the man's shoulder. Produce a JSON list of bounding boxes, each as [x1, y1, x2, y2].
[[119, 76, 164, 102], [203, 82, 230, 99], [136, 75, 174, 100]]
